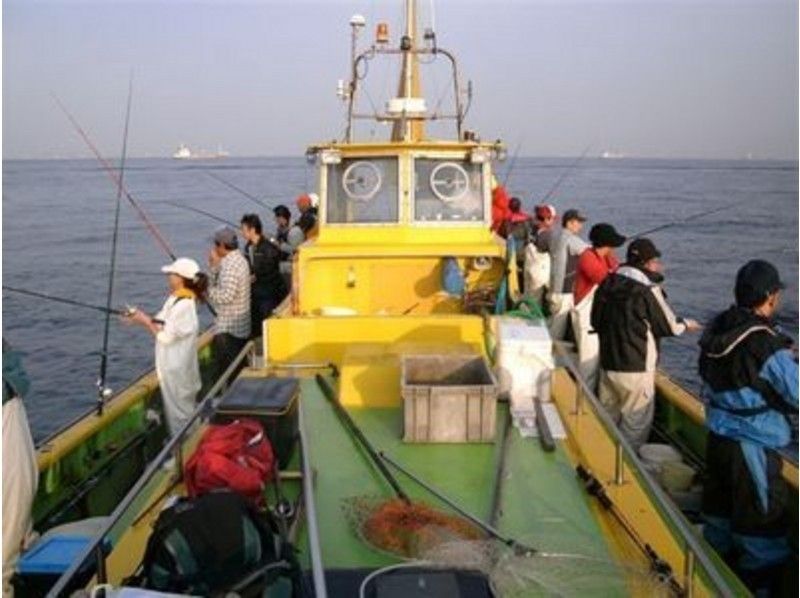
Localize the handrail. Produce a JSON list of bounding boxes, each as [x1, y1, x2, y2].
[[47, 340, 255, 597], [298, 394, 329, 598], [553, 343, 736, 595]]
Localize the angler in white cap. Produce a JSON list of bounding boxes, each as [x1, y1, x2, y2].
[[126, 257, 208, 436]]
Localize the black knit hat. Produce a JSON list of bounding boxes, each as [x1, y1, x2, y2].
[[735, 260, 785, 308], [626, 238, 661, 265], [589, 223, 626, 248]]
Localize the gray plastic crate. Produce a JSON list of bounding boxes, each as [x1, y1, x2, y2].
[[401, 355, 498, 443]]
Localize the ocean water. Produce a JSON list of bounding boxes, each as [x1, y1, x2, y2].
[[3, 156, 797, 441]]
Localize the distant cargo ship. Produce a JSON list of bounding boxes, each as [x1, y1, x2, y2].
[[172, 143, 230, 160], [600, 150, 626, 159]]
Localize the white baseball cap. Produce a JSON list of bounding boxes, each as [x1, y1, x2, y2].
[[161, 257, 200, 280]]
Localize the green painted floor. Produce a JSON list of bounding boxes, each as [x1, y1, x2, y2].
[[299, 376, 631, 594]]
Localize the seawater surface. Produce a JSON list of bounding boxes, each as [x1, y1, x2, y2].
[[3, 156, 797, 441]]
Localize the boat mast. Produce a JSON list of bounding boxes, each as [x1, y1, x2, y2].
[[391, 0, 424, 142]]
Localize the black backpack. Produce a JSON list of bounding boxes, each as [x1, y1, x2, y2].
[[134, 490, 294, 596]]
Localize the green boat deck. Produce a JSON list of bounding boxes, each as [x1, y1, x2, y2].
[[300, 377, 619, 572]]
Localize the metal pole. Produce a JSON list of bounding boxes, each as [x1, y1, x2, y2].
[[299, 399, 328, 598], [95, 546, 107, 585], [614, 442, 625, 485], [684, 548, 696, 598], [345, 23, 360, 143]]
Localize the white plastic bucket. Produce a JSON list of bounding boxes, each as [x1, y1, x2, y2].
[[660, 461, 696, 492], [638, 443, 682, 476]]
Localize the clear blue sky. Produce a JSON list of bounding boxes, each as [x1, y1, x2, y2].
[[3, 0, 797, 159]]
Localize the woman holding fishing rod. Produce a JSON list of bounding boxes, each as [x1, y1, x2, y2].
[[125, 258, 208, 436]]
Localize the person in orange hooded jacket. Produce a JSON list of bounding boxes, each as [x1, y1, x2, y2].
[[490, 175, 511, 236]]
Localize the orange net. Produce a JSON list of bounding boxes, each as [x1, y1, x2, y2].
[[346, 496, 485, 559]]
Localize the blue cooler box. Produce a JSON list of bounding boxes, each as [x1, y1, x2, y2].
[[15, 534, 94, 596]]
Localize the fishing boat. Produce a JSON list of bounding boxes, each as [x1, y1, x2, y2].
[[172, 143, 229, 160], [23, 1, 795, 596]]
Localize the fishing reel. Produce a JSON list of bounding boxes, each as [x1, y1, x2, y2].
[[269, 498, 295, 530], [95, 378, 113, 400]]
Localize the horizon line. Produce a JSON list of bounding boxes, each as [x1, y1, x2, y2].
[[2, 154, 798, 163]]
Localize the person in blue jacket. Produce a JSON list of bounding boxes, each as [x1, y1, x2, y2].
[[698, 260, 798, 595]]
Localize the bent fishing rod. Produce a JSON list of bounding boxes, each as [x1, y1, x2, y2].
[[52, 94, 176, 260], [205, 171, 269, 209], [2, 286, 163, 324], [97, 73, 134, 412], [53, 95, 219, 318]]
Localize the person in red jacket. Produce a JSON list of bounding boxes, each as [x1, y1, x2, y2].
[[571, 223, 626, 390], [490, 176, 511, 236]]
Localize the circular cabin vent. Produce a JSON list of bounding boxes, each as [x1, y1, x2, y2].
[[342, 160, 382, 201]]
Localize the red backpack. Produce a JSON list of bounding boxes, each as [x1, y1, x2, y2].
[[185, 419, 274, 505]]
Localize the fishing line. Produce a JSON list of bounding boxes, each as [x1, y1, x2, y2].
[[538, 144, 593, 205], [97, 73, 134, 409], [205, 170, 269, 208], [163, 201, 238, 228], [501, 139, 523, 187], [630, 195, 755, 239], [118, 269, 164, 277], [2, 285, 163, 324], [52, 94, 177, 260]]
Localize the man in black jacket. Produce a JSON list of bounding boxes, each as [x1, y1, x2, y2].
[[240, 214, 288, 338], [591, 238, 701, 448], [698, 260, 797, 594]]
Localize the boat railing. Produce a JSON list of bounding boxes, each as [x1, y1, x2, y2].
[[47, 340, 257, 597], [36, 329, 216, 449], [553, 343, 736, 596]]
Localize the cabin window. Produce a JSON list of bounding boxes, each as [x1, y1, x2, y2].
[[326, 157, 399, 224], [413, 159, 484, 223]]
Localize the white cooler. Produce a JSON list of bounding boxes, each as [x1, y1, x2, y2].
[[495, 318, 554, 414]]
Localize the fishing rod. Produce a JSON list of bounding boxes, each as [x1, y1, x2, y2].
[[163, 200, 238, 228], [315, 374, 411, 503], [53, 96, 223, 320], [379, 450, 537, 555], [97, 74, 134, 412], [576, 465, 683, 594], [205, 170, 269, 209], [52, 94, 177, 260], [501, 139, 523, 187], [2, 286, 163, 325], [630, 195, 756, 239], [538, 144, 593, 205]]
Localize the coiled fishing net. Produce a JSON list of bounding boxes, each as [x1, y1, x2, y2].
[[344, 496, 486, 559], [345, 496, 675, 597]]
